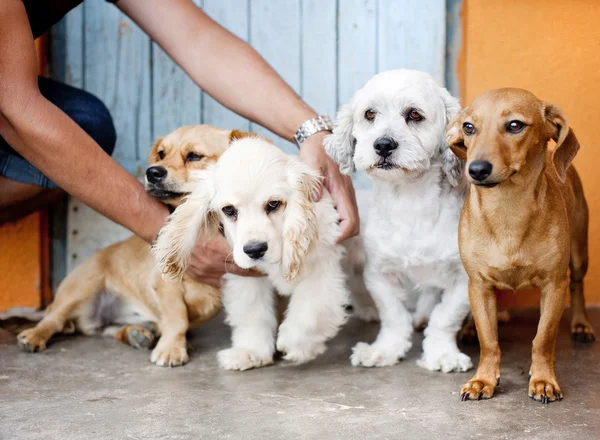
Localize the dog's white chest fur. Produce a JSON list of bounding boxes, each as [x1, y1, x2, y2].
[[365, 167, 464, 289]]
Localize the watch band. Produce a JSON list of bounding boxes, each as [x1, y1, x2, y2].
[[293, 115, 334, 148]]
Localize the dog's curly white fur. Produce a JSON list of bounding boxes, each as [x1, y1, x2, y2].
[[153, 138, 349, 370], [325, 69, 472, 372]]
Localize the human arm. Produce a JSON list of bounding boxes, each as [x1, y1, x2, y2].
[[0, 0, 169, 243], [116, 0, 359, 241]]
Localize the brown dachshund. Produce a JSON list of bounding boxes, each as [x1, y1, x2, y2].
[[446, 88, 595, 403]]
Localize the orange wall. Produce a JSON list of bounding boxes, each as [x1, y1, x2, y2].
[[460, 0, 600, 306], [0, 213, 44, 310]]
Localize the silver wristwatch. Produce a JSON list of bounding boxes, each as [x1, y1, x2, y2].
[[293, 115, 334, 148]]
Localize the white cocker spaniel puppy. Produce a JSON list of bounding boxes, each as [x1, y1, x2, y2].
[[153, 137, 349, 370], [325, 69, 472, 373]]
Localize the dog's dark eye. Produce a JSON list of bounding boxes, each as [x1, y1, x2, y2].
[[158, 150, 165, 160], [407, 109, 423, 122], [266, 200, 282, 214], [463, 123, 476, 135], [507, 120, 525, 133], [365, 109, 376, 121], [222, 205, 237, 219], [186, 152, 204, 162]]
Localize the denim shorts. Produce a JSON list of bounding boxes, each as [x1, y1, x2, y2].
[[0, 77, 116, 189]]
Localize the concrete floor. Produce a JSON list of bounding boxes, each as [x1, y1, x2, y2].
[[1, 309, 599, 440]]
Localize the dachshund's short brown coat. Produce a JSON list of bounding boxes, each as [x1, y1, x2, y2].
[[447, 88, 594, 403]]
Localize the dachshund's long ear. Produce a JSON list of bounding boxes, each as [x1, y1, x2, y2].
[[152, 171, 218, 281], [281, 160, 322, 282], [324, 103, 356, 175], [438, 87, 465, 187], [544, 103, 580, 182]]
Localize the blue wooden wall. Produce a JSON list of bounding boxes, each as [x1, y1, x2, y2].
[[57, 0, 457, 176], [51, 0, 461, 284]]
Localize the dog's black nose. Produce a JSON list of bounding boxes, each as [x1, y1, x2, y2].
[[243, 241, 268, 260], [374, 138, 398, 158], [468, 161, 493, 181], [146, 166, 167, 184]]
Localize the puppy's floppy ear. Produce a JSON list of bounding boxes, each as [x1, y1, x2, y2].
[[152, 172, 218, 281], [438, 87, 465, 187], [544, 103, 579, 182], [324, 103, 356, 175], [281, 160, 322, 282]]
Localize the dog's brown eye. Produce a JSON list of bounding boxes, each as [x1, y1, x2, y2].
[[266, 200, 282, 214], [507, 120, 525, 133], [407, 109, 423, 121], [365, 109, 376, 121], [158, 150, 165, 160], [463, 123, 476, 135], [186, 152, 204, 162], [222, 205, 237, 219]]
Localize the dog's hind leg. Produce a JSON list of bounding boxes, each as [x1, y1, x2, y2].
[[569, 219, 595, 343], [105, 323, 158, 350], [17, 260, 104, 352]]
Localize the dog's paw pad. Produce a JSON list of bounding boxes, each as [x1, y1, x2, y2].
[[350, 341, 409, 367], [150, 344, 188, 367], [17, 329, 48, 353], [217, 348, 273, 371], [127, 328, 155, 350], [418, 351, 473, 373]]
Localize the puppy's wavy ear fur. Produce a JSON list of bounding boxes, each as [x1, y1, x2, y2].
[[281, 160, 322, 282], [152, 173, 218, 281], [324, 103, 356, 175], [544, 103, 579, 182], [438, 87, 465, 187]]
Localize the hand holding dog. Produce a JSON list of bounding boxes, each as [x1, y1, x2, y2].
[[299, 132, 359, 243], [189, 235, 263, 287]]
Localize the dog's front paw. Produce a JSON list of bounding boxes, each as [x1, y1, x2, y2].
[[276, 329, 326, 364], [217, 348, 274, 371], [460, 377, 498, 401], [350, 340, 411, 367], [417, 350, 473, 373], [17, 328, 50, 353], [150, 339, 188, 367], [529, 375, 563, 404]]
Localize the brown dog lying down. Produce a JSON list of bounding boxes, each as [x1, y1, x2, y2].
[[447, 88, 595, 403], [17, 125, 245, 367]]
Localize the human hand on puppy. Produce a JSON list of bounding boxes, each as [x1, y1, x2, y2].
[[188, 235, 263, 287], [299, 132, 359, 243]]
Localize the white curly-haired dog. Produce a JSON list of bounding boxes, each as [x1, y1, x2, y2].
[[325, 69, 472, 373], [153, 137, 349, 371]]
